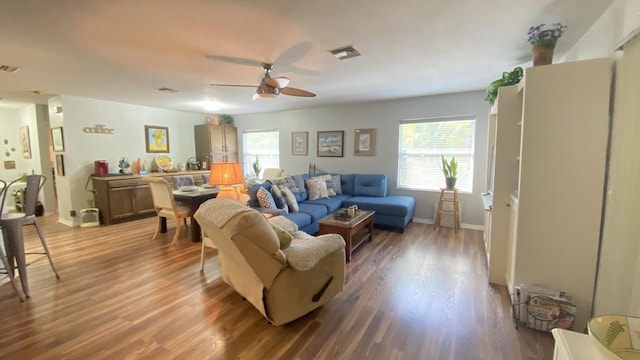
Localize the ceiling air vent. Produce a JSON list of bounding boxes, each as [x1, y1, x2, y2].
[[329, 45, 361, 60], [0, 65, 21, 73]]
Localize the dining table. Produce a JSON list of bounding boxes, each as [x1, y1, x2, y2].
[[162, 186, 218, 242]]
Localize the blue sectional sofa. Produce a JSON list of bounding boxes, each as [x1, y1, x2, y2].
[[248, 173, 416, 234]]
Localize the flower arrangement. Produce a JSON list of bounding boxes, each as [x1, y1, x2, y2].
[[527, 23, 568, 47]]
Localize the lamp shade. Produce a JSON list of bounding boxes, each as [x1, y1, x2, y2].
[[209, 162, 244, 186]]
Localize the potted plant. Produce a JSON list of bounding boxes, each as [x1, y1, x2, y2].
[[485, 67, 523, 106], [252, 156, 261, 179], [527, 23, 567, 66], [441, 155, 458, 189], [218, 114, 234, 126]]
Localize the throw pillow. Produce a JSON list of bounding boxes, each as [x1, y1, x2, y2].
[[270, 186, 289, 213], [313, 174, 338, 196], [328, 174, 343, 194], [269, 222, 293, 250], [257, 187, 277, 209], [305, 178, 329, 200], [279, 185, 299, 212]]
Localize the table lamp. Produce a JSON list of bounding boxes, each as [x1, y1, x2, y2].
[[209, 162, 244, 200]]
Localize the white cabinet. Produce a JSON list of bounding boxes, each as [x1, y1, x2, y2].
[[486, 58, 612, 331], [485, 84, 522, 285]]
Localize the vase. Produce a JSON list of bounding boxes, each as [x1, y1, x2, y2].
[[532, 45, 555, 66], [446, 177, 457, 189]]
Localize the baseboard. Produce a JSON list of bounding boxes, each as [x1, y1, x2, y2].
[[57, 217, 74, 227], [413, 217, 484, 230]]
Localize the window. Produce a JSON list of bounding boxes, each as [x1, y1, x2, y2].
[[398, 116, 476, 193], [243, 129, 279, 178]]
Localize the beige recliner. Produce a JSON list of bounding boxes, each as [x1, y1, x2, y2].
[[195, 199, 345, 325]]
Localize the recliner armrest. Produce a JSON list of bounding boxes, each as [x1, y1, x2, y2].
[[283, 234, 345, 271]]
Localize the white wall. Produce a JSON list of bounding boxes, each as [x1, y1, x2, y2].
[[0, 104, 55, 214], [234, 90, 489, 227], [48, 95, 207, 225]]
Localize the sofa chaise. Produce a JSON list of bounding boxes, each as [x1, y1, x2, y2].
[[248, 173, 416, 234]]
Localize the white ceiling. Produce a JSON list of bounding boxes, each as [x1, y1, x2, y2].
[[0, 0, 613, 115]]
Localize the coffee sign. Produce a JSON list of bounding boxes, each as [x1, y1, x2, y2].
[[83, 124, 115, 134]]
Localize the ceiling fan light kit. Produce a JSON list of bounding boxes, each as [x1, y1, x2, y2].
[[211, 63, 315, 100]]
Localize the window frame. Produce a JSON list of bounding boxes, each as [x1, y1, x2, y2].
[[397, 115, 476, 194], [242, 128, 280, 178]]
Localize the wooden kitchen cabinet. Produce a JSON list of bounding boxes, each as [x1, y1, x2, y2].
[[194, 125, 238, 164], [93, 177, 155, 224], [92, 171, 210, 225]]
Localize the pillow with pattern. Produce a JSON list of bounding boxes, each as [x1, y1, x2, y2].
[[270, 185, 289, 213], [279, 185, 299, 212], [305, 178, 329, 200], [313, 174, 339, 196], [257, 186, 277, 209]]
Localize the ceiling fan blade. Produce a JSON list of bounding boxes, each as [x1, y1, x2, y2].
[[280, 87, 316, 97], [210, 83, 255, 88], [266, 76, 290, 89], [205, 55, 263, 67]]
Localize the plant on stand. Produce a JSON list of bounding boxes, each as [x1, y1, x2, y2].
[[528, 22, 567, 66], [441, 155, 458, 189], [252, 156, 261, 180]]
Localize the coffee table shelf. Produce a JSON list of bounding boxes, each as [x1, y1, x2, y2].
[[318, 210, 375, 262]]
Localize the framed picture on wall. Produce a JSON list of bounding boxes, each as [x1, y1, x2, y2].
[[55, 154, 65, 176], [354, 128, 376, 156], [20, 125, 31, 158], [291, 131, 308, 155], [51, 127, 65, 152], [317, 130, 344, 157], [144, 125, 170, 153]]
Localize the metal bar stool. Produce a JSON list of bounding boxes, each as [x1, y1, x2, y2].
[[0, 175, 60, 298], [0, 179, 26, 301]]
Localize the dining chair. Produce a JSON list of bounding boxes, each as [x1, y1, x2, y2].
[[0, 175, 60, 298], [261, 168, 285, 180], [0, 179, 26, 301], [143, 177, 190, 245], [172, 175, 195, 190]]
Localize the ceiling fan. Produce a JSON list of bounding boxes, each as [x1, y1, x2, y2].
[[210, 63, 316, 100]]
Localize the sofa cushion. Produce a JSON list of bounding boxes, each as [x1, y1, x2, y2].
[[248, 182, 271, 207], [279, 185, 299, 212], [281, 212, 312, 230], [343, 195, 415, 216], [340, 174, 355, 195], [257, 187, 277, 209], [297, 203, 329, 223], [302, 196, 347, 214], [291, 175, 308, 202], [354, 174, 387, 197]]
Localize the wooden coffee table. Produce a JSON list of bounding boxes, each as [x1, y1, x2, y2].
[[318, 210, 375, 262]]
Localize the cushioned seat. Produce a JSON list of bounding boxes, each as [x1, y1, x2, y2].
[[302, 196, 346, 213], [297, 203, 329, 223], [343, 195, 415, 232], [195, 199, 346, 325]]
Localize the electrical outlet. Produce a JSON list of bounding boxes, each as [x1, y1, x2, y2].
[[70, 210, 76, 217]]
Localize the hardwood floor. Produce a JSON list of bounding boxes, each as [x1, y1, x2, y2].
[[0, 215, 554, 359]]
